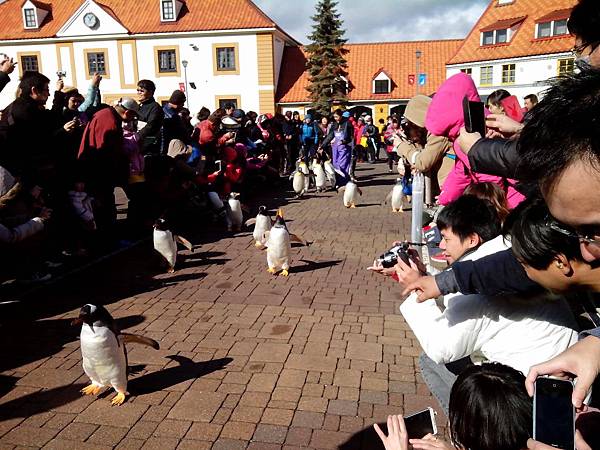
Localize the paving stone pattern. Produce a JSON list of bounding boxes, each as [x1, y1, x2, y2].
[[0, 164, 447, 449]]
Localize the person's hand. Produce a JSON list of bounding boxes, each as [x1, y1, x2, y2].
[[367, 259, 396, 277], [457, 126, 482, 154], [394, 258, 422, 288], [0, 56, 16, 75], [373, 415, 409, 450], [486, 113, 524, 136], [56, 78, 64, 92], [526, 336, 600, 408], [63, 119, 77, 132], [402, 275, 441, 302], [527, 431, 591, 450], [410, 434, 454, 449], [39, 207, 52, 221], [92, 72, 102, 87]]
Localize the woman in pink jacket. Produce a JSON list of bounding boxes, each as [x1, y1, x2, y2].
[[425, 73, 524, 208]]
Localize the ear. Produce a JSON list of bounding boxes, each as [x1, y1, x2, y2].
[[465, 233, 482, 250], [554, 254, 574, 277]]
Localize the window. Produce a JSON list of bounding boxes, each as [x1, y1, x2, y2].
[[482, 31, 494, 46], [537, 19, 569, 38], [84, 49, 109, 79], [216, 47, 236, 71], [537, 22, 552, 38], [374, 79, 390, 94], [554, 19, 568, 36], [461, 68, 472, 76], [558, 58, 574, 76], [480, 66, 493, 85], [161, 0, 174, 20], [158, 49, 177, 73], [218, 98, 238, 109], [482, 29, 510, 46], [24, 8, 36, 28], [496, 29, 508, 44], [20, 54, 39, 72], [502, 64, 515, 84]]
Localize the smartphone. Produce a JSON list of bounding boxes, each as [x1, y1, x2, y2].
[[533, 377, 575, 449], [215, 160, 222, 172], [463, 96, 486, 137], [404, 407, 437, 439]]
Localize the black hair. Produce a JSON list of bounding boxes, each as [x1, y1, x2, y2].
[[437, 195, 501, 243], [516, 68, 600, 191], [504, 195, 582, 270], [568, 0, 600, 47], [224, 102, 235, 110], [333, 108, 344, 117], [487, 89, 511, 107], [524, 94, 538, 104], [196, 106, 211, 122], [246, 110, 258, 123], [137, 79, 156, 94], [449, 363, 532, 450], [18, 71, 49, 99]]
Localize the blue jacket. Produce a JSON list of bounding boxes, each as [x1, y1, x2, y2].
[[301, 122, 318, 145]]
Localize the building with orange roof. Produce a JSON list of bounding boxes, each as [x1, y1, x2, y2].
[[276, 39, 462, 124], [0, 0, 299, 113], [446, 0, 577, 102]]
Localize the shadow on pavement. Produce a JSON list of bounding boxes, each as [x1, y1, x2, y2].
[[339, 423, 385, 450], [292, 259, 343, 274]]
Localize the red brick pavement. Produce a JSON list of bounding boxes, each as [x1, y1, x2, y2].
[[0, 163, 446, 449]]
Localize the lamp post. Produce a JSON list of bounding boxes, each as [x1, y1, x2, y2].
[[182, 59, 189, 109], [415, 50, 422, 95]]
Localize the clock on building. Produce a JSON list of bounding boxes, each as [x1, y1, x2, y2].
[[83, 12, 98, 28]]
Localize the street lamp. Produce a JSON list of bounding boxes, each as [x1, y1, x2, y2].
[[415, 50, 422, 95], [182, 59, 189, 109]]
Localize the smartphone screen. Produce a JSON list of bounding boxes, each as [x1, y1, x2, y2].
[[463, 96, 486, 137], [404, 408, 437, 439], [534, 378, 575, 449]]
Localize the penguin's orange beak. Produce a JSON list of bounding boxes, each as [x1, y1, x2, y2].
[[277, 208, 284, 218]]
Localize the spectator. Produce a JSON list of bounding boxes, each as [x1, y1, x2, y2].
[[352, 116, 365, 163], [524, 93, 538, 112], [463, 182, 510, 223], [317, 115, 332, 156], [136, 79, 163, 157], [362, 115, 379, 163], [162, 90, 189, 152], [299, 113, 318, 164], [0, 54, 17, 93], [486, 89, 511, 115], [196, 106, 210, 123], [179, 107, 194, 138], [321, 109, 353, 186], [282, 111, 299, 174], [383, 118, 401, 173], [223, 102, 235, 116]]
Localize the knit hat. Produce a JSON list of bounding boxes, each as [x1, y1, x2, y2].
[[305, 113, 313, 121], [404, 95, 432, 128], [232, 109, 245, 120], [118, 97, 140, 114], [169, 90, 186, 105], [167, 139, 193, 160], [342, 111, 351, 118]]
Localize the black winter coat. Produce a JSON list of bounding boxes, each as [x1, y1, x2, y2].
[[137, 98, 164, 156]]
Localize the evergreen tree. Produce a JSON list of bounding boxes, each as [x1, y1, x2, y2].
[[305, 0, 349, 116]]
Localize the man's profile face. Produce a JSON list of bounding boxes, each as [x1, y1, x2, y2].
[[524, 99, 535, 111], [545, 160, 600, 262], [31, 83, 50, 105], [439, 227, 476, 264]]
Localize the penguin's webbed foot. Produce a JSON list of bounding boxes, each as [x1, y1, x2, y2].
[[81, 383, 102, 396], [111, 392, 126, 406], [255, 241, 264, 248], [350, 204, 356, 208], [267, 267, 276, 274], [280, 269, 289, 277], [167, 266, 175, 273]]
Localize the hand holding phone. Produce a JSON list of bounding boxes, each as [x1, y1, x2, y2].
[[533, 377, 575, 449], [463, 96, 486, 137]]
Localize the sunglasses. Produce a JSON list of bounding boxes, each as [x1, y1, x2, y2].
[[545, 215, 600, 246]]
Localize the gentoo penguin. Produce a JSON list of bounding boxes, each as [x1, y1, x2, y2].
[[264, 209, 306, 276], [74, 304, 159, 406], [299, 161, 311, 193], [226, 192, 243, 232], [312, 160, 327, 193], [153, 218, 193, 273], [323, 160, 336, 188], [383, 178, 405, 213], [290, 167, 306, 198], [245, 206, 272, 248], [343, 180, 362, 208]]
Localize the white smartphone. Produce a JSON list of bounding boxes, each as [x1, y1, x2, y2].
[[215, 160, 222, 172], [404, 407, 437, 439], [533, 377, 575, 449]]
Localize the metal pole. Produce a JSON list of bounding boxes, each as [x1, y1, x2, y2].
[[182, 60, 189, 109], [415, 50, 422, 96]]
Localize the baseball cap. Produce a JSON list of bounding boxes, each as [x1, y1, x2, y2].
[[118, 97, 140, 114]]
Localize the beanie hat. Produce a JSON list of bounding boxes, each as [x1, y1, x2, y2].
[[169, 90, 186, 105], [305, 113, 313, 121], [404, 95, 432, 128], [232, 109, 245, 120], [342, 111, 351, 118]]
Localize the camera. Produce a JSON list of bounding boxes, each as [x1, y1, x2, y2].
[[378, 242, 411, 268], [56, 70, 67, 78]]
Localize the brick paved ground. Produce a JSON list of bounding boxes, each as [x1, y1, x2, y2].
[[0, 163, 446, 450]]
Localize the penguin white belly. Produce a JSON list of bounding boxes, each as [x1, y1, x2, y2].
[[314, 165, 326, 190], [266, 228, 291, 270], [80, 326, 127, 392], [153, 229, 177, 269], [391, 185, 403, 211], [344, 183, 358, 207], [228, 199, 243, 230], [292, 172, 305, 194], [324, 161, 336, 185], [254, 216, 271, 246]]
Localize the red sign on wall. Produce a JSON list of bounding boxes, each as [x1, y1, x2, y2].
[[408, 74, 416, 85], [179, 83, 186, 92]]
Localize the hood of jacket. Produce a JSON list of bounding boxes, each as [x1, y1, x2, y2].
[[425, 73, 480, 141]]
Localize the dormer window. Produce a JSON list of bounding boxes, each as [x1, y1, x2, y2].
[[480, 17, 525, 46], [160, 0, 183, 22], [536, 9, 571, 39], [482, 28, 509, 45], [372, 69, 392, 94], [24, 8, 36, 28], [21, 0, 50, 30]]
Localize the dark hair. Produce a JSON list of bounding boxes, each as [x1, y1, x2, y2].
[[516, 68, 600, 191], [568, 0, 600, 47], [487, 89, 511, 107], [464, 182, 510, 223], [196, 106, 211, 121], [504, 195, 582, 269], [333, 108, 344, 117], [437, 195, 501, 243], [18, 71, 49, 99], [137, 79, 156, 94], [224, 102, 235, 110], [524, 94, 538, 104], [208, 108, 226, 124], [246, 110, 258, 123], [449, 363, 532, 450]]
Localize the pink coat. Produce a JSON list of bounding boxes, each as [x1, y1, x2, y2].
[[425, 73, 524, 208]]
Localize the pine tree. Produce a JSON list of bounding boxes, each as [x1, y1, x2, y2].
[[305, 0, 349, 116]]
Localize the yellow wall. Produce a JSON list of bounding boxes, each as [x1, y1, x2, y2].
[[256, 33, 275, 114], [374, 103, 389, 126]]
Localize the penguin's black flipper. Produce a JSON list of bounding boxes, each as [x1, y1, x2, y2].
[[382, 190, 393, 206], [290, 234, 308, 246], [357, 187, 363, 196], [121, 333, 160, 350], [245, 218, 257, 227]]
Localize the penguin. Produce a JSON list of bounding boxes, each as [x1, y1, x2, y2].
[[226, 192, 243, 232], [74, 304, 159, 406], [264, 209, 305, 276], [298, 160, 311, 193], [290, 167, 306, 197], [383, 178, 405, 213], [343, 180, 362, 208], [245, 205, 272, 249], [153, 218, 193, 273], [323, 160, 337, 188], [312, 159, 327, 193]]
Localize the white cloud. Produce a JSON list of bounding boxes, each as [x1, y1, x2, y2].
[[253, 0, 489, 44]]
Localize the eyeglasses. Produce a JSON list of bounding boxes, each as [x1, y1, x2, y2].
[[545, 215, 600, 246]]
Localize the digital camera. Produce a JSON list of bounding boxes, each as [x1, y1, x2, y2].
[[378, 242, 411, 268]]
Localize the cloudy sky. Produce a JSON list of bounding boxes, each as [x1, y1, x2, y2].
[[253, 0, 489, 44]]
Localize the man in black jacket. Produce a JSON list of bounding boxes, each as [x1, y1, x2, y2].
[[136, 79, 163, 156], [0, 55, 16, 94]]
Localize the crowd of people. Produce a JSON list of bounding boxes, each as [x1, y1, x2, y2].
[[370, 0, 600, 449]]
